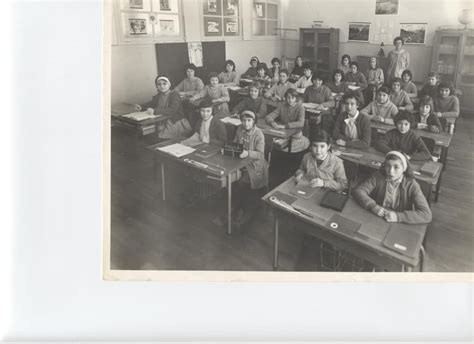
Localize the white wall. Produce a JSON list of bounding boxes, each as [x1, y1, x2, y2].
[[281, 0, 473, 82], [111, 0, 283, 105]]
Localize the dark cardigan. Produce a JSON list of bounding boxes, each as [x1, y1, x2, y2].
[[332, 112, 372, 148], [193, 116, 228, 146], [140, 90, 184, 123], [375, 128, 431, 161]]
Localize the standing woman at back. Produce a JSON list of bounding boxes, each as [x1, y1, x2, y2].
[[386, 36, 410, 84]]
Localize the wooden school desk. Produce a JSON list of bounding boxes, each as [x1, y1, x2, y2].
[[263, 178, 428, 271], [111, 102, 173, 137], [147, 139, 254, 235], [334, 146, 443, 203], [371, 121, 453, 170]]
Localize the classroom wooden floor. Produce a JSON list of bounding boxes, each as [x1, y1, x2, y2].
[[110, 116, 474, 272]]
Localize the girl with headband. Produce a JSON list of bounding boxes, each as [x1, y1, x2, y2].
[[135, 75, 192, 139], [353, 151, 432, 224]]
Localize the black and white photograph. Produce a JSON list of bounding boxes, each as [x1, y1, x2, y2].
[[400, 23, 427, 44], [348, 22, 371, 42], [108, 0, 474, 277], [375, 0, 399, 15], [128, 18, 147, 35], [224, 0, 237, 16]]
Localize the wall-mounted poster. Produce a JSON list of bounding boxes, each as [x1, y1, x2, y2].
[[129, 0, 144, 9], [208, 0, 217, 13], [375, 0, 399, 15], [160, 0, 171, 11], [348, 22, 370, 42], [188, 42, 203, 67], [154, 14, 180, 36], [223, 0, 238, 16], [400, 23, 427, 44], [203, 0, 222, 15], [121, 0, 151, 11], [204, 16, 222, 36], [159, 20, 174, 33], [224, 18, 238, 36], [129, 18, 148, 35], [255, 3, 264, 18]]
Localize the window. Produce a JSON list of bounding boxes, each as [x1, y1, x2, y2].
[[202, 0, 241, 39], [115, 0, 184, 43], [252, 0, 279, 37]]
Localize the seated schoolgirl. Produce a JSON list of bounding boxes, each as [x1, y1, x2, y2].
[[326, 69, 347, 94], [230, 82, 267, 120], [265, 88, 309, 152], [433, 82, 460, 129], [360, 86, 398, 124], [353, 151, 432, 224], [230, 110, 269, 226], [419, 72, 438, 99], [218, 59, 239, 86], [269, 57, 281, 84], [135, 75, 192, 139], [254, 63, 272, 83], [173, 63, 204, 97], [190, 72, 230, 118], [401, 70, 417, 97], [241, 56, 259, 79], [294, 63, 313, 89], [389, 77, 414, 111], [344, 62, 368, 90], [303, 72, 335, 110], [413, 95, 442, 133], [290, 55, 304, 81], [366, 56, 384, 89], [181, 99, 227, 147], [375, 110, 431, 161], [332, 92, 372, 148], [340, 54, 352, 76], [264, 69, 295, 102], [294, 131, 348, 192]]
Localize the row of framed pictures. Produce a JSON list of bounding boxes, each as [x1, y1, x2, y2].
[[122, 13, 180, 38], [120, 0, 179, 13], [348, 22, 427, 44]]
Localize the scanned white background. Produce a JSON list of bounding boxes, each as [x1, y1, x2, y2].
[[1, 0, 472, 341]]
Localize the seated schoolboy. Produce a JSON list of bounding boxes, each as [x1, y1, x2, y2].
[[254, 63, 272, 85], [294, 63, 313, 89], [230, 82, 267, 120], [344, 61, 368, 90], [190, 72, 230, 118], [181, 99, 227, 147], [419, 72, 438, 99], [401, 70, 417, 97], [375, 110, 431, 161], [353, 151, 432, 224], [269, 57, 281, 84], [303, 72, 335, 110], [135, 75, 192, 139], [241, 56, 259, 79], [294, 131, 348, 191], [360, 86, 398, 124], [174, 63, 204, 97], [433, 82, 460, 129], [389, 77, 414, 111], [218, 59, 239, 86], [264, 69, 295, 102], [332, 92, 372, 148], [230, 110, 269, 226], [265, 88, 309, 152], [413, 95, 442, 133]]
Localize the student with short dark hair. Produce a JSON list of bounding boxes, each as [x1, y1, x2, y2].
[[353, 151, 432, 224], [294, 131, 348, 191], [135, 75, 192, 139], [360, 86, 398, 124], [264, 69, 295, 102], [174, 63, 204, 97], [332, 92, 372, 148], [413, 95, 442, 133], [375, 110, 431, 161], [303, 72, 335, 109], [269, 57, 281, 84], [294, 63, 313, 89], [345, 61, 368, 90], [389, 77, 414, 111], [218, 59, 239, 85], [419, 72, 438, 99], [190, 72, 230, 118], [231, 82, 267, 119], [401, 70, 417, 97], [340, 54, 352, 75], [181, 99, 227, 147], [241, 56, 260, 79], [290, 55, 304, 81], [433, 82, 460, 129]]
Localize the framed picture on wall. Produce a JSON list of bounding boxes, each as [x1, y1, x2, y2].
[[348, 22, 370, 42], [400, 23, 427, 44], [224, 18, 238, 36], [223, 0, 238, 16], [159, 0, 171, 11], [154, 14, 180, 36], [203, 0, 221, 15], [152, 0, 178, 12], [254, 2, 265, 18], [120, 0, 151, 11], [203, 16, 222, 36], [121, 13, 153, 38], [375, 0, 399, 15], [129, 0, 144, 9]]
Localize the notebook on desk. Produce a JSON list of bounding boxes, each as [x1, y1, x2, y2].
[[320, 180, 352, 212], [194, 144, 221, 158], [382, 226, 421, 258]]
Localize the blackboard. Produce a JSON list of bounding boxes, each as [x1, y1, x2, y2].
[[155, 41, 226, 88]]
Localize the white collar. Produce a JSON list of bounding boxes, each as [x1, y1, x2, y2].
[[345, 110, 359, 123]]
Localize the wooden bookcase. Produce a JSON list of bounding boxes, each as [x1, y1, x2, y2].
[[431, 29, 474, 115], [299, 28, 339, 81]]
